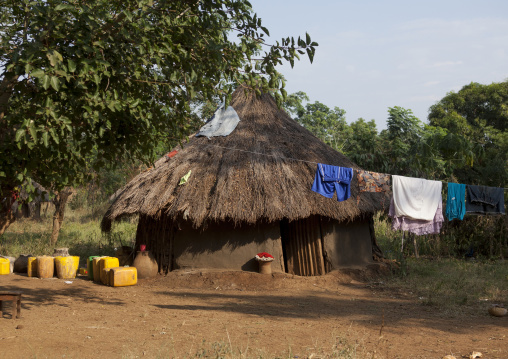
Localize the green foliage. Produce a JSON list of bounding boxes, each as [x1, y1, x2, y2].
[[0, 205, 137, 260], [283, 91, 350, 150], [0, 0, 318, 203], [375, 212, 507, 260], [380, 257, 508, 313], [285, 81, 507, 188], [384, 106, 423, 175], [428, 80, 508, 186], [286, 86, 507, 260]]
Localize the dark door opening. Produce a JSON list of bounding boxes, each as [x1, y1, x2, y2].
[[280, 216, 327, 276]]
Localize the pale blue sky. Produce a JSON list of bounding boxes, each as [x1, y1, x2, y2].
[[249, 0, 508, 130]]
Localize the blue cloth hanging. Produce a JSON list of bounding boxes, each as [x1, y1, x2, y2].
[[445, 183, 466, 220], [311, 164, 353, 202], [466, 185, 505, 215]]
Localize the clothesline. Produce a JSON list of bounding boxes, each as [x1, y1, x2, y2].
[[200, 143, 508, 191]]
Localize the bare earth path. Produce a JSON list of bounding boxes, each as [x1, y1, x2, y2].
[[1, 269, 506, 358]]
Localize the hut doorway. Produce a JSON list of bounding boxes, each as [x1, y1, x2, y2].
[[280, 216, 328, 276]]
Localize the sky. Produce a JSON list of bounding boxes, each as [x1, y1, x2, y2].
[[248, 0, 508, 130]]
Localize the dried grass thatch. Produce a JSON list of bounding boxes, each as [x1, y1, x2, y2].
[[101, 88, 384, 231]]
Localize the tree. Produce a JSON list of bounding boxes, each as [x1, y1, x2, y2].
[[0, 0, 317, 236], [345, 118, 386, 172], [428, 81, 508, 186], [429, 81, 508, 132], [283, 92, 348, 149], [381, 106, 425, 176]]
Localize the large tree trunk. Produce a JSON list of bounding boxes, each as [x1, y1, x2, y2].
[[0, 72, 19, 145], [0, 209, 16, 237], [0, 72, 21, 237], [50, 188, 72, 246], [0, 186, 18, 237]]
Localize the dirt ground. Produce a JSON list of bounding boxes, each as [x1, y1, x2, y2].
[[1, 265, 507, 359]]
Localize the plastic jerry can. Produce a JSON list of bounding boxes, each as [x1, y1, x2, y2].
[[92, 256, 107, 282], [54, 256, 76, 279], [0, 256, 14, 273], [37, 256, 55, 278], [101, 268, 113, 286], [108, 267, 137, 287], [27, 257, 38, 277], [71, 256, 79, 276], [0, 258, 9, 275], [99, 257, 119, 285], [87, 256, 100, 280]]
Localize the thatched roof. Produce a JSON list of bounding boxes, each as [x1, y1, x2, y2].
[[101, 88, 384, 231], [19, 180, 51, 203]]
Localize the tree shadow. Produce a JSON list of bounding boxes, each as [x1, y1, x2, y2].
[[0, 276, 126, 317], [152, 289, 504, 334]]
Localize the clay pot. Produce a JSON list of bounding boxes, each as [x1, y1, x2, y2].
[[132, 251, 158, 279], [14, 254, 34, 273], [257, 260, 273, 275], [53, 248, 69, 257]]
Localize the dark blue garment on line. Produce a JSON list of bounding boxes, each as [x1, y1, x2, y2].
[[466, 185, 505, 215], [446, 183, 466, 220], [311, 164, 353, 202]]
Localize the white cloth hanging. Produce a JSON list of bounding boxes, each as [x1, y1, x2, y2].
[[392, 175, 442, 221]]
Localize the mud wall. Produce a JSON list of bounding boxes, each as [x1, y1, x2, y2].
[[321, 218, 373, 268], [172, 220, 285, 273]]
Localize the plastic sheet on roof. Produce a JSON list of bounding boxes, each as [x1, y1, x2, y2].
[[196, 103, 241, 139]]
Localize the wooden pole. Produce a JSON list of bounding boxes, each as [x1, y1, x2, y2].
[[401, 231, 404, 254]]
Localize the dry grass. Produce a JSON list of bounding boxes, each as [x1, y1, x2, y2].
[[381, 257, 508, 315], [0, 203, 137, 264], [122, 329, 370, 359]]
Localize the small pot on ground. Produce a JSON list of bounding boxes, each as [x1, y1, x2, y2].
[[255, 252, 274, 275]]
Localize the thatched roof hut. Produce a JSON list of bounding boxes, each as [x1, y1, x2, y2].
[[102, 88, 385, 276], [13, 181, 51, 219]]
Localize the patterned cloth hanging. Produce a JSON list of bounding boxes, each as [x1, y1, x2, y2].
[[356, 170, 391, 205]]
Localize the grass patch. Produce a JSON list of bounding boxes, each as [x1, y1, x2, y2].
[[0, 203, 137, 266], [123, 334, 369, 359], [382, 257, 508, 314]]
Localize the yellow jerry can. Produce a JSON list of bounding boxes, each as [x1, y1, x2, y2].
[[101, 268, 113, 286], [108, 267, 137, 287], [27, 257, 37, 277], [0, 258, 10, 275], [37, 256, 55, 278], [55, 256, 77, 279], [71, 256, 80, 275], [87, 256, 100, 280], [92, 256, 107, 282], [99, 257, 119, 285]]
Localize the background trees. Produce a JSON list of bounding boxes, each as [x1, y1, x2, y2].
[[0, 0, 317, 237], [284, 80, 507, 258], [428, 81, 508, 187], [286, 80, 507, 189]]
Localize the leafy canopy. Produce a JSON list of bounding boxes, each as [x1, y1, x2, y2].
[[0, 0, 317, 200], [284, 82, 507, 186]]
